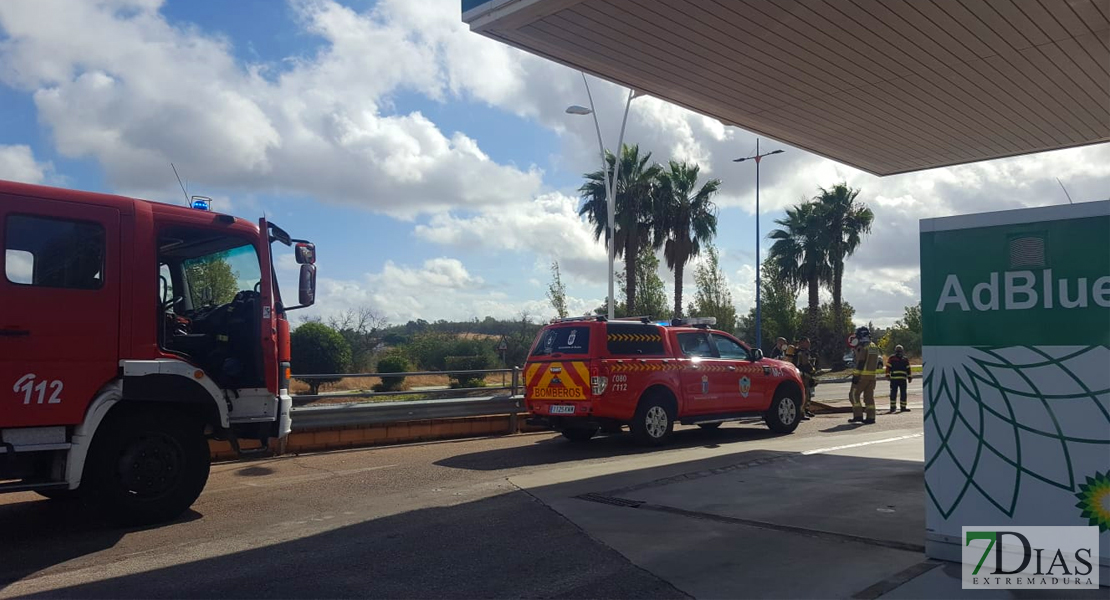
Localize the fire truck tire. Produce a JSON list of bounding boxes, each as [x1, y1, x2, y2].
[[36, 488, 80, 501], [561, 425, 598, 442], [630, 391, 675, 446], [764, 388, 801, 434], [83, 406, 211, 526]]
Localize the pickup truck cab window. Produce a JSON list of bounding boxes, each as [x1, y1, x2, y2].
[[712, 334, 750, 360], [677, 332, 715, 358]]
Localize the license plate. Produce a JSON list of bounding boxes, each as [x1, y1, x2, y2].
[[549, 405, 576, 414]]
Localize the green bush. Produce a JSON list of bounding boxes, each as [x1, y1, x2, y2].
[[291, 322, 352, 395], [373, 352, 411, 392], [445, 354, 491, 388]]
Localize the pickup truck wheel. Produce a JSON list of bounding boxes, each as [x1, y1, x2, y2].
[[697, 422, 722, 430], [561, 425, 598, 442], [631, 394, 675, 446], [83, 407, 211, 526], [764, 389, 801, 434]]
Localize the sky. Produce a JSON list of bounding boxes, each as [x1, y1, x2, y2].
[[1, 0, 1107, 328]]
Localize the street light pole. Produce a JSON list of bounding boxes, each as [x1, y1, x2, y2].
[[734, 139, 784, 350], [567, 73, 638, 320]]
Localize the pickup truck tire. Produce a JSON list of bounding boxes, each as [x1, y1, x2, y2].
[[83, 406, 211, 526], [631, 393, 675, 446], [764, 388, 802, 434], [561, 425, 599, 442]]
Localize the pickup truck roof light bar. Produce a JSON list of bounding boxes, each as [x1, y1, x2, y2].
[[669, 317, 717, 327]]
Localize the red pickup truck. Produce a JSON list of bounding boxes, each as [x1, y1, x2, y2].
[[524, 317, 806, 444]]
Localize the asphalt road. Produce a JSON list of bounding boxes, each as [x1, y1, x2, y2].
[[0, 398, 924, 599]]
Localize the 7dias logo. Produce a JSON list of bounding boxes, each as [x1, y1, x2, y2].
[[962, 526, 1098, 589]]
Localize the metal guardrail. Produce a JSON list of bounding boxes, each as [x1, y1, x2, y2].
[[291, 367, 522, 404], [290, 395, 525, 430]]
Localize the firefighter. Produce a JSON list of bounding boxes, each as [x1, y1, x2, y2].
[[886, 344, 912, 413], [770, 337, 788, 360], [849, 326, 880, 424], [794, 337, 817, 420]]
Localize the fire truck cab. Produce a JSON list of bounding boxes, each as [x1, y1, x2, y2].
[[0, 180, 316, 524], [524, 316, 806, 445]]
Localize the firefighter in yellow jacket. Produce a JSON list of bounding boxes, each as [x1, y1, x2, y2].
[[849, 326, 880, 424]]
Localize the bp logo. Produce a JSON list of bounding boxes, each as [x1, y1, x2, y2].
[[1075, 471, 1110, 532], [739, 376, 751, 398]]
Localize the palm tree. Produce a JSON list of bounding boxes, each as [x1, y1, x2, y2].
[[654, 161, 720, 319], [579, 144, 662, 314], [815, 183, 873, 331], [767, 202, 830, 336]]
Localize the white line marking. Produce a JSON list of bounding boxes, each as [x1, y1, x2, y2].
[[801, 433, 922, 455]]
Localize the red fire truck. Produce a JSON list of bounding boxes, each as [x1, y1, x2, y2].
[[1, 180, 316, 524], [524, 316, 805, 444]]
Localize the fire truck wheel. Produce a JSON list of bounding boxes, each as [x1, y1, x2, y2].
[[631, 392, 675, 446], [561, 425, 599, 442], [83, 406, 211, 526], [764, 388, 801, 434]]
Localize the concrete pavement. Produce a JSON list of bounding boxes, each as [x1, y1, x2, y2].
[[8, 396, 1091, 598]]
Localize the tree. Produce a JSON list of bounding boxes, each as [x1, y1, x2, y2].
[[654, 160, 720, 319], [689, 244, 737, 333], [594, 246, 671, 319], [185, 254, 238, 307], [815, 301, 857, 367], [881, 302, 922, 356], [767, 201, 830, 337], [328, 307, 388, 371], [546, 260, 568, 319], [814, 183, 874, 334], [621, 246, 670, 318], [737, 259, 802, 349], [290, 322, 352, 395], [579, 144, 662, 314]]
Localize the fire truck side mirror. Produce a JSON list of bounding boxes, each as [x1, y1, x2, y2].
[[295, 242, 316, 265], [298, 264, 316, 306], [749, 348, 763, 361]]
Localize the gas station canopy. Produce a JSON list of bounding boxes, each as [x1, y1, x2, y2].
[[463, 0, 1110, 176]]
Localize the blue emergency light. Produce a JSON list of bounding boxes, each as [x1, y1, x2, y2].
[[190, 196, 212, 211]]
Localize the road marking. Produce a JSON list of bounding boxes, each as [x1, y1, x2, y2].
[[801, 433, 923, 455]]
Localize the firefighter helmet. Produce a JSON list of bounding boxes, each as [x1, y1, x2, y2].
[[855, 326, 871, 344]]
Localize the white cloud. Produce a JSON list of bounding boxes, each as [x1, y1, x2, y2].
[[413, 191, 607, 283], [292, 256, 595, 324], [0, 0, 544, 217], [1, 0, 1107, 328], [0, 144, 51, 184]]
